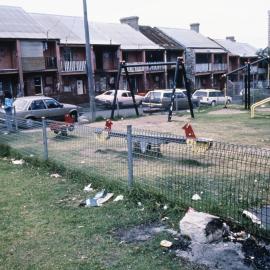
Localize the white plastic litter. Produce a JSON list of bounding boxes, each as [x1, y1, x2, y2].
[[50, 173, 61, 178], [163, 204, 168, 210], [160, 240, 173, 248], [192, 194, 201, 201], [113, 195, 124, 202], [243, 210, 261, 225], [12, 159, 24, 165], [83, 184, 93, 192]]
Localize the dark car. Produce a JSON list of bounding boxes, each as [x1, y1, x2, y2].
[[142, 89, 199, 110]]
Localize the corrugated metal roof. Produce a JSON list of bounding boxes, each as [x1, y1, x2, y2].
[[213, 39, 258, 57], [158, 27, 224, 50], [0, 6, 49, 39], [139, 26, 183, 50], [30, 13, 161, 49]]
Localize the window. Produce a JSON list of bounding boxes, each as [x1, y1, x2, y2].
[[163, 93, 172, 98], [44, 99, 61, 109], [104, 91, 114, 96], [30, 100, 46, 110], [176, 93, 185, 98], [63, 47, 72, 61], [217, 92, 223, 97], [209, 92, 217, 97], [194, 91, 207, 97]]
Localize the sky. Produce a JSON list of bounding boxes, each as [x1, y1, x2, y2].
[[0, 0, 269, 49]]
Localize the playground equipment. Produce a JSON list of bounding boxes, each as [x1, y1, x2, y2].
[[110, 57, 194, 122], [251, 97, 270, 118], [96, 121, 212, 154], [224, 56, 270, 110], [49, 114, 75, 136]]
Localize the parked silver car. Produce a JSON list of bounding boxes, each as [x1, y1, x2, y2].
[[95, 90, 144, 108], [142, 89, 199, 111], [0, 96, 81, 126]]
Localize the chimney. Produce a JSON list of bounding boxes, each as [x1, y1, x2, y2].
[[120, 16, 139, 31], [226, 36, 236, 42], [268, 10, 270, 47], [190, 23, 200, 33]]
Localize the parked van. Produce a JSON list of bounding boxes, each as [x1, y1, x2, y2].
[[192, 89, 232, 106]]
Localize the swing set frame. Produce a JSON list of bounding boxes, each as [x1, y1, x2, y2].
[[110, 57, 195, 121]]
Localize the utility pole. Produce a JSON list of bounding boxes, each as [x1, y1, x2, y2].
[[83, 0, 96, 121]]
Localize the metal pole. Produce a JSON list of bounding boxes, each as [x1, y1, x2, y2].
[[13, 106, 18, 132], [244, 74, 248, 110], [223, 75, 228, 108], [83, 0, 96, 122], [42, 117, 48, 160], [111, 62, 122, 119], [247, 62, 251, 109], [123, 64, 139, 117], [127, 125, 133, 189], [168, 59, 180, 122], [181, 58, 195, 119], [116, 98, 120, 118]]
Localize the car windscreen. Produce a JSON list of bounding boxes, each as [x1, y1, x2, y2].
[[150, 92, 161, 99], [44, 99, 61, 109], [104, 91, 114, 95], [194, 91, 207, 97], [14, 99, 28, 111]]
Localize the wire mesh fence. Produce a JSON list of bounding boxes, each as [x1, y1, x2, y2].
[[0, 115, 270, 237]]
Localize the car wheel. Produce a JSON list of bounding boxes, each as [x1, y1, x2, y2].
[[226, 99, 231, 105], [211, 101, 216, 107], [25, 117, 36, 128], [69, 111, 78, 122]]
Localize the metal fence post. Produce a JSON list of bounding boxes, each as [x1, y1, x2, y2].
[[127, 125, 134, 188], [42, 117, 48, 160], [13, 106, 18, 132]]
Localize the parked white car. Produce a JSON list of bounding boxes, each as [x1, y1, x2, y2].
[[95, 90, 144, 108], [192, 89, 232, 106]]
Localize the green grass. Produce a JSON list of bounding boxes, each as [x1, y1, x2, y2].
[[0, 158, 206, 270]]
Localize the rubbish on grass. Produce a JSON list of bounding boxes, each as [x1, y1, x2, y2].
[[161, 217, 169, 221], [83, 184, 93, 192], [94, 189, 106, 199], [138, 202, 142, 206], [163, 204, 168, 210], [179, 208, 228, 244], [160, 240, 173, 248], [113, 195, 124, 202], [80, 189, 114, 207], [80, 160, 86, 164], [191, 194, 201, 201], [50, 173, 61, 178], [98, 193, 114, 205], [243, 210, 261, 226], [11, 159, 24, 165]]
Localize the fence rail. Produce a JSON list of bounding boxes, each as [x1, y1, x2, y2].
[[0, 115, 270, 237]]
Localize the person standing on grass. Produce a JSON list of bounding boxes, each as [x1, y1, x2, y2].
[[3, 91, 13, 133]]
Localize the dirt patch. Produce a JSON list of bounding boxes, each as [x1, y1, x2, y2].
[[208, 109, 246, 115], [114, 222, 176, 243]]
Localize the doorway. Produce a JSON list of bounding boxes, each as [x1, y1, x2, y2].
[[34, 76, 43, 95]]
